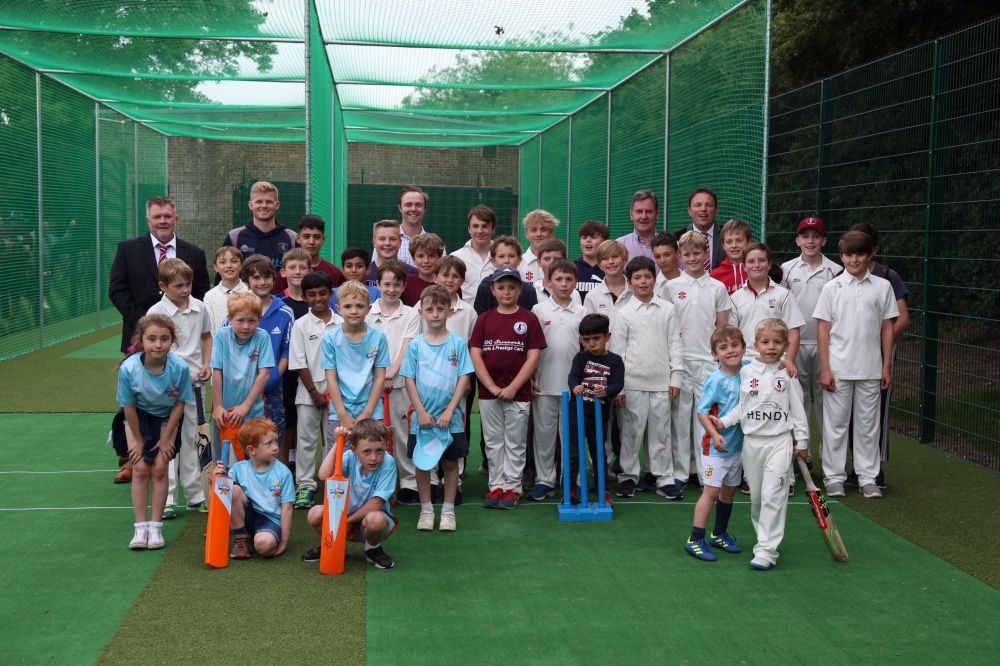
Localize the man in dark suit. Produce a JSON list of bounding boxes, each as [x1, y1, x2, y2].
[[685, 187, 724, 271], [108, 196, 210, 482]]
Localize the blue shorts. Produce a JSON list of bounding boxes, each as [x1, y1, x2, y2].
[[406, 431, 469, 461], [241, 498, 281, 541], [264, 388, 286, 438]]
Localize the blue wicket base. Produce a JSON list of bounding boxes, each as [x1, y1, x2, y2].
[[558, 390, 613, 522]]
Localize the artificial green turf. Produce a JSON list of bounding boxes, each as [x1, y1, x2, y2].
[[61, 334, 125, 360], [368, 462, 1000, 664], [0, 414, 168, 664]]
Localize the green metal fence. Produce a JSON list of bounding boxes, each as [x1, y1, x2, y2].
[[767, 17, 1000, 469]]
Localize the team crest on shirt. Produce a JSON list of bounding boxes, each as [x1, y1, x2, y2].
[[773, 377, 787, 392], [270, 480, 283, 497], [767, 298, 777, 308], [366, 347, 379, 362], [248, 347, 260, 362], [544, 320, 552, 326], [166, 384, 180, 398], [448, 350, 459, 366], [677, 291, 687, 300], [704, 465, 714, 479], [514, 321, 528, 334], [525, 270, 535, 281], [750, 378, 759, 389], [278, 242, 290, 253]]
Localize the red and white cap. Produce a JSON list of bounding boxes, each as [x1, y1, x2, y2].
[[797, 216, 827, 235]]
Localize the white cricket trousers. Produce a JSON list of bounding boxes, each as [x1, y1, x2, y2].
[[294, 403, 327, 491], [480, 399, 530, 493], [167, 399, 205, 507], [619, 389, 672, 486], [743, 433, 794, 565], [531, 394, 562, 489], [822, 378, 881, 487]]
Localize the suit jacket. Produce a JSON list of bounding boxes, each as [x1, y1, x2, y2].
[[108, 235, 210, 353], [686, 223, 725, 271]]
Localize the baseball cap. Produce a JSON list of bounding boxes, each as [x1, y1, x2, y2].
[[797, 216, 826, 236], [489, 266, 521, 283]]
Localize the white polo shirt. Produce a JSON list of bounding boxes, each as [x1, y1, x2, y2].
[[781, 255, 842, 343], [532, 296, 586, 395], [203, 281, 250, 333], [813, 270, 898, 380], [367, 300, 420, 389], [519, 248, 539, 282], [583, 280, 632, 332], [661, 272, 731, 363], [728, 279, 806, 359], [418, 296, 478, 342], [450, 240, 494, 307], [288, 309, 343, 404], [147, 295, 212, 374]]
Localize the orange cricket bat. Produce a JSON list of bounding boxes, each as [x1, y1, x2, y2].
[[218, 424, 245, 462], [320, 433, 350, 575], [382, 391, 394, 455], [205, 441, 233, 568]]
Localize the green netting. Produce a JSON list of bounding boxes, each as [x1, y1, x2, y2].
[[539, 120, 570, 244], [570, 98, 611, 227], [519, 136, 541, 219]]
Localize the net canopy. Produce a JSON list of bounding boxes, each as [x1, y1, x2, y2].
[[0, 0, 758, 145]]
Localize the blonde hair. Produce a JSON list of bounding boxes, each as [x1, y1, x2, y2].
[[595, 239, 628, 262], [755, 317, 788, 341], [282, 247, 311, 266], [522, 209, 559, 231], [250, 181, 278, 197], [372, 219, 401, 238], [677, 230, 708, 253], [337, 280, 371, 305]]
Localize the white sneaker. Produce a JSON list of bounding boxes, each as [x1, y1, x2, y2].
[[416, 510, 435, 531], [146, 524, 166, 549], [129, 523, 148, 549], [860, 484, 882, 499], [439, 511, 457, 532]]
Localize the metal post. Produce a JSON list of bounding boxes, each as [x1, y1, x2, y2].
[[816, 78, 833, 223], [566, 115, 572, 238], [303, 0, 312, 211], [95, 102, 101, 328], [919, 38, 945, 443], [537, 132, 543, 211], [36, 73, 45, 348], [134, 124, 140, 236], [605, 91, 612, 225], [662, 53, 670, 229], [760, 0, 773, 239]]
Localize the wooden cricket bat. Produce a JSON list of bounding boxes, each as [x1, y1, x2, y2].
[[796, 457, 848, 562], [382, 391, 394, 455], [205, 442, 233, 568], [320, 433, 349, 575], [194, 380, 215, 503]]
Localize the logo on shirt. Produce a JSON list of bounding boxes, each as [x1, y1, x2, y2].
[[448, 350, 459, 366], [366, 347, 379, 362], [773, 377, 787, 392], [514, 321, 528, 335], [270, 480, 283, 497], [277, 242, 290, 253], [677, 291, 687, 300], [271, 326, 282, 335], [544, 320, 552, 326], [249, 347, 260, 362], [767, 298, 777, 308], [750, 378, 758, 389], [166, 384, 180, 398], [525, 270, 535, 281], [374, 317, 383, 324]]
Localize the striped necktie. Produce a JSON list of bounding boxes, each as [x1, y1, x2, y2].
[[701, 232, 711, 271], [157, 243, 168, 264]]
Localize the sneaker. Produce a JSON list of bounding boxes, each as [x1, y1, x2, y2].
[[602, 491, 615, 506], [162, 505, 177, 520], [231, 535, 250, 559], [860, 483, 882, 499], [636, 476, 651, 492], [749, 557, 774, 571], [616, 479, 636, 498], [527, 484, 555, 501], [439, 511, 457, 532], [294, 487, 315, 509], [129, 524, 148, 550], [483, 488, 503, 509], [826, 482, 846, 498], [417, 510, 435, 531], [685, 538, 717, 561], [740, 479, 750, 495], [845, 471, 860, 487], [875, 470, 887, 489], [522, 466, 537, 491], [478, 464, 488, 476], [656, 484, 683, 501], [396, 488, 420, 505], [146, 525, 165, 549], [709, 532, 742, 553], [187, 501, 208, 512], [366, 545, 395, 569], [455, 489, 463, 506], [788, 483, 795, 497], [561, 488, 580, 505], [301, 546, 320, 562], [686, 473, 702, 489], [499, 489, 518, 510]]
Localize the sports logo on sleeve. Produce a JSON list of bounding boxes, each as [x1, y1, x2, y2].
[[514, 321, 528, 335]]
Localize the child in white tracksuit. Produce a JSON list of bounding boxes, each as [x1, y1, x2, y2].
[[716, 318, 809, 570]]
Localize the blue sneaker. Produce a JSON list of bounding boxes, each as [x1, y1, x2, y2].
[[749, 557, 774, 571], [710, 532, 742, 553], [685, 538, 717, 561], [636, 477, 651, 492], [162, 505, 177, 520], [498, 489, 518, 510], [527, 484, 554, 501], [656, 484, 683, 500], [483, 488, 503, 509]]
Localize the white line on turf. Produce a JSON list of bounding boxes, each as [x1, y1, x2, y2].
[[0, 469, 119, 474], [0, 506, 134, 511]]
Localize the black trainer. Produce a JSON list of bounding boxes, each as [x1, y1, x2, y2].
[[616, 479, 637, 498], [365, 545, 395, 569], [301, 546, 321, 562], [395, 488, 419, 505]]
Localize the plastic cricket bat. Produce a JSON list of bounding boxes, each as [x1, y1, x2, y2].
[[382, 391, 394, 455], [218, 423, 245, 463], [205, 441, 233, 568], [796, 457, 849, 562], [320, 433, 350, 575]]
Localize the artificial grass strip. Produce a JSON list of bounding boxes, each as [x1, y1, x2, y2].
[[0, 326, 122, 413], [61, 334, 125, 359], [368, 470, 1000, 665]]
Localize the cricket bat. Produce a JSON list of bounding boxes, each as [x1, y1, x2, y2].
[[796, 457, 849, 562], [218, 423, 245, 463], [194, 380, 215, 502], [205, 441, 233, 568], [320, 433, 349, 575], [382, 390, 394, 455]]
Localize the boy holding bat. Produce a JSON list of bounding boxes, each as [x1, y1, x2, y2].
[[301, 419, 398, 569], [222, 418, 294, 559]]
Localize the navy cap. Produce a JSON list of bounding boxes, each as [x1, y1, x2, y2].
[[489, 266, 521, 283]]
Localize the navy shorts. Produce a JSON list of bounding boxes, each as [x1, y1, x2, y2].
[[241, 497, 281, 540], [406, 431, 469, 461]]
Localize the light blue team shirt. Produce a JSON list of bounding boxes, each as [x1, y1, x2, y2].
[[229, 459, 295, 525], [697, 365, 746, 457], [210, 327, 276, 418], [342, 449, 396, 519], [320, 326, 390, 421], [399, 332, 474, 434], [117, 352, 194, 417]]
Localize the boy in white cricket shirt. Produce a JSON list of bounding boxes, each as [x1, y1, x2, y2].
[[662, 231, 731, 490], [781, 217, 842, 449], [814, 230, 898, 500], [366, 260, 421, 504], [714, 318, 809, 570], [612, 256, 683, 499], [288, 272, 343, 509], [528, 259, 586, 500]]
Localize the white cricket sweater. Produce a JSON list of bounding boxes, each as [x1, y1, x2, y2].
[[610, 295, 683, 391], [719, 359, 809, 446]]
